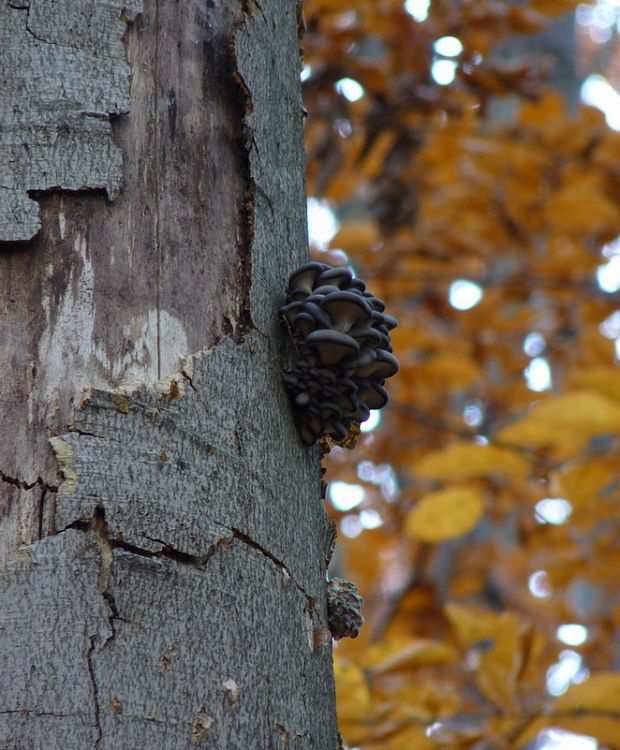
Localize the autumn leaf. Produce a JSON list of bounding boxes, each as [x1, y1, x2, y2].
[[497, 391, 620, 447], [413, 442, 528, 481], [365, 637, 457, 675], [446, 603, 525, 713], [554, 672, 620, 712], [334, 657, 371, 723], [405, 487, 484, 542]]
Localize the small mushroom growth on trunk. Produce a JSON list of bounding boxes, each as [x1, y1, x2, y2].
[[280, 262, 398, 446]]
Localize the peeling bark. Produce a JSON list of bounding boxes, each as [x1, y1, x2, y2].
[[0, 1, 337, 747]]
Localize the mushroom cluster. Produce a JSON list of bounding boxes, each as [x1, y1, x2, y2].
[[280, 262, 398, 446]]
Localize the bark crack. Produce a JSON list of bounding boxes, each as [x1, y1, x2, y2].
[[91, 508, 126, 647], [86, 635, 102, 747], [231, 527, 290, 576], [0, 468, 58, 493], [227, 14, 255, 342]]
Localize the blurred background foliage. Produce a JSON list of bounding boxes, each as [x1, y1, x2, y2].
[[301, 1, 620, 748]]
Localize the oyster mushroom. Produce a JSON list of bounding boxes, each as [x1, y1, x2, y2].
[[356, 350, 400, 379], [306, 329, 360, 365], [287, 262, 327, 294], [320, 291, 371, 333]]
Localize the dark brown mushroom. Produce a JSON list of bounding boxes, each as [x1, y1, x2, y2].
[[281, 262, 398, 446], [291, 311, 316, 338], [349, 327, 383, 347], [312, 285, 342, 296], [361, 382, 389, 410], [287, 262, 327, 294], [300, 301, 333, 328], [316, 267, 353, 287], [279, 300, 303, 326], [356, 350, 399, 379], [345, 278, 366, 293], [320, 291, 371, 332], [306, 329, 360, 365]]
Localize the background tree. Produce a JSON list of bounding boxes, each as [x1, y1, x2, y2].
[[302, 1, 620, 748], [0, 2, 338, 747]]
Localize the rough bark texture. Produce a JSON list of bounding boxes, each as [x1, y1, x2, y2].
[[0, 0, 143, 241], [0, 1, 338, 747]]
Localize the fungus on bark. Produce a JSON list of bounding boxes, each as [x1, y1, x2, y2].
[[280, 262, 399, 446], [327, 578, 364, 640]]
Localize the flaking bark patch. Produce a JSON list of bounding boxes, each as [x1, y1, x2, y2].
[[0, 1, 144, 241]]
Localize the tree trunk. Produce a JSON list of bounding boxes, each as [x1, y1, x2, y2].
[[0, 1, 338, 747]]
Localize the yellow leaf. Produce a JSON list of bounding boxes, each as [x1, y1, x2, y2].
[[552, 455, 617, 518], [554, 672, 620, 713], [382, 681, 461, 723], [383, 725, 437, 750], [413, 442, 528, 481], [511, 717, 552, 748], [497, 391, 620, 447], [445, 603, 525, 713], [405, 487, 484, 542], [334, 658, 371, 723], [365, 638, 457, 676], [567, 367, 620, 403]]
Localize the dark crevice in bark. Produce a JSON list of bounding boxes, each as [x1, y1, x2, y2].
[[86, 635, 102, 747], [227, 15, 255, 343], [231, 527, 292, 577], [0, 469, 58, 493], [28, 187, 111, 201], [68, 428, 119, 442], [62, 513, 234, 570], [62, 509, 310, 595]]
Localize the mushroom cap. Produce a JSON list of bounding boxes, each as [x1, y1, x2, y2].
[[291, 311, 316, 338], [382, 314, 398, 330], [336, 392, 356, 414], [306, 329, 360, 365], [319, 400, 343, 419], [326, 421, 348, 441], [361, 382, 389, 410], [320, 291, 372, 332], [370, 310, 385, 327], [300, 300, 333, 328], [345, 278, 366, 293], [316, 367, 339, 384], [316, 267, 353, 288], [287, 262, 328, 294], [356, 350, 399, 379], [349, 326, 383, 346], [343, 348, 377, 371], [352, 399, 371, 423], [312, 285, 342, 296], [289, 288, 311, 301], [339, 379, 360, 397], [279, 300, 303, 325], [363, 292, 386, 312]]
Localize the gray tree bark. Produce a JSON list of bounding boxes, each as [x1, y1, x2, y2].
[[0, 1, 338, 748]]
